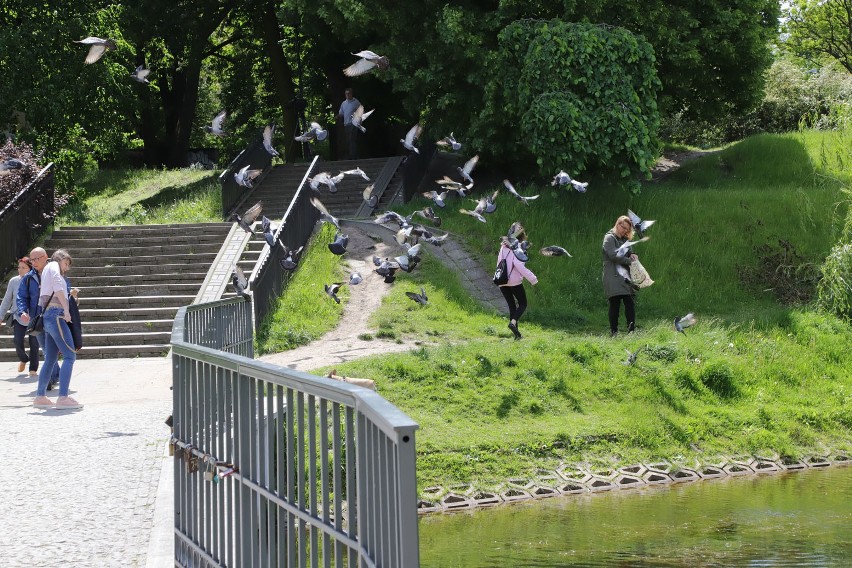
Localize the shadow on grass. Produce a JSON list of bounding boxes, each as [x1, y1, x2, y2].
[[136, 174, 219, 211]]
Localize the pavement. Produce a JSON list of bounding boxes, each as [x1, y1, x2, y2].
[[0, 357, 174, 567]]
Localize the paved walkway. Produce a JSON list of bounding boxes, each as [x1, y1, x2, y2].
[[0, 357, 174, 567]]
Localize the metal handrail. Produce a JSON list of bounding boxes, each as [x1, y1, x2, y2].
[[219, 134, 274, 218], [170, 298, 420, 567], [0, 163, 55, 273]]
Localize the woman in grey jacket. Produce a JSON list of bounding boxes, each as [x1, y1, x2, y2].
[[602, 216, 638, 336], [0, 257, 40, 374]]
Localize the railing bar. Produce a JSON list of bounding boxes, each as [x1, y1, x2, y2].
[[308, 395, 318, 568], [286, 388, 296, 568], [319, 400, 331, 568], [297, 392, 307, 566], [346, 407, 357, 567], [332, 404, 343, 567]]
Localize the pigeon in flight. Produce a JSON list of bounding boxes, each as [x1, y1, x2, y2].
[[422, 232, 449, 246], [415, 206, 441, 227], [373, 257, 400, 283], [340, 167, 370, 181], [279, 246, 304, 271], [627, 209, 656, 235], [623, 347, 643, 366], [349, 272, 363, 285], [261, 216, 284, 249], [483, 190, 498, 214], [459, 207, 487, 223], [406, 287, 429, 306], [130, 65, 150, 83], [436, 133, 462, 151], [508, 222, 525, 239], [325, 283, 344, 304], [614, 236, 650, 281], [0, 158, 26, 173], [674, 313, 697, 334], [400, 124, 423, 154], [502, 236, 530, 262], [503, 179, 539, 205], [262, 124, 279, 156], [308, 172, 338, 193], [350, 105, 374, 133], [234, 201, 263, 233], [234, 164, 262, 188], [436, 176, 472, 197], [295, 121, 328, 142], [552, 170, 588, 193], [422, 190, 449, 208], [204, 111, 228, 136], [343, 50, 390, 77], [540, 246, 572, 257], [328, 232, 349, 255], [74, 37, 116, 64], [457, 155, 479, 186], [231, 266, 250, 299], [374, 210, 411, 228], [362, 184, 378, 208], [310, 197, 340, 230]]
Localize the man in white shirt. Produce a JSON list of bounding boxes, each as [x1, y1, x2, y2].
[[338, 87, 361, 160]]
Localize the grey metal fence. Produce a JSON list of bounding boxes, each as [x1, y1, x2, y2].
[[171, 297, 420, 567]]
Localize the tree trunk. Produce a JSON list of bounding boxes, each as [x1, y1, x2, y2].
[[258, 1, 299, 162]]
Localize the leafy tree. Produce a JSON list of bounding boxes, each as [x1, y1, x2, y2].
[[785, 0, 852, 74]]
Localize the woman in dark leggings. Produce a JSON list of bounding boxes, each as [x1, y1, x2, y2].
[[602, 215, 638, 336], [496, 223, 538, 340]]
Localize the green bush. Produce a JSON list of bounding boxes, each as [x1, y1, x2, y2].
[[817, 242, 852, 321], [699, 363, 739, 399], [477, 20, 660, 183]]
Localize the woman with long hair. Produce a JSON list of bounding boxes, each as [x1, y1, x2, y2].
[[602, 215, 639, 336], [0, 257, 40, 375], [496, 222, 538, 340]]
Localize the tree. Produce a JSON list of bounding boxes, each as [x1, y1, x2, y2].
[[785, 0, 852, 74]]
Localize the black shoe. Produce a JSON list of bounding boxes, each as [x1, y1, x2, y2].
[[46, 378, 58, 391], [508, 322, 522, 340]]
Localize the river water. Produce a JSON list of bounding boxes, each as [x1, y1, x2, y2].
[[419, 466, 852, 567]]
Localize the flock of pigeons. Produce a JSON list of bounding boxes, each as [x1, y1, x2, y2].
[[70, 37, 697, 340]]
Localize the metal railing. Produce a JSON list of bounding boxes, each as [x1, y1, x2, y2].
[[220, 135, 274, 218], [0, 163, 55, 272], [247, 155, 320, 333], [171, 297, 420, 567]]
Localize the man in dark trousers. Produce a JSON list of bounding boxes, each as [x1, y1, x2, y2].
[[338, 87, 361, 160], [17, 247, 61, 390]]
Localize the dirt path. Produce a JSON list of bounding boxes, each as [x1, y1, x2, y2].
[[649, 149, 718, 182]]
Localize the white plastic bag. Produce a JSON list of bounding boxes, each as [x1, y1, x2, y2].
[[630, 259, 654, 288]]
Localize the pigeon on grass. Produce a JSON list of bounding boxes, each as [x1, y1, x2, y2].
[[406, 287, 428, 306], [325, 283, 344, 304]]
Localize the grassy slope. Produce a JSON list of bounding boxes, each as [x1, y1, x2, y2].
[[316, 131, 852, 490]]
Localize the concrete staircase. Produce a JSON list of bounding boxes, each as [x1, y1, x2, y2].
[[0, 223, 237, 360]]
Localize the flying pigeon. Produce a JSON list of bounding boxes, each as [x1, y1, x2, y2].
[[373, 258, 399, 283], [627, 209, 656, 235], [204, 111, 228, 136], [507, 222, 525, 239], [343, 50, 390, 77], [325, 283, 344, 304], [295, 121, 328, 142], [502, 237, 530, 262], [261, 216, 283, 249], [374, 210, 410, 228], [457, 155, 479, 186], [0, 158, 26, 173], [309, 172, 338, 193], [483, 190, 498, 214], [623, 347, 643, 366], [349, 272, 363, 285], [674, 313, 697, 334], [340, 167, 370, 181], [231, 266, 250, 299], [415, 206, 441, 227], [350, 105, 374, 133], [74, 37, 116, 64], [129, 65, 150, 83], [422, 232, 449, 246], [614, 236, 650, 281], [362, 184, 378, 208], [233, 201, 263, 233], [422, 190, 449, 208], [234, 164, 262, 188], [436, 133, 462, 151], [310, 197, 340, 229], [406, 287, 428, 306], [540, 246, 572, 257], [503, 179, 539, 205], [400, 124, 422, 154], [279, 246, 304, 271], [328, 231, 349, 255], [552, 170, 588, 193], [262, 124, 279, 156], [459, 207, 487, 223]]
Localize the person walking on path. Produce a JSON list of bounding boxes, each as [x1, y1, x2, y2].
[[602, 215, 639, 336], [496, 223, 538, 340], [338, 87, 361, 160], [1, 257, 40, 374], [33, 249, 81, 410], [16, 247, 60, 385]]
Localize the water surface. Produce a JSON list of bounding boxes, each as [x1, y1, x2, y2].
[[419, 466, 852, 567]]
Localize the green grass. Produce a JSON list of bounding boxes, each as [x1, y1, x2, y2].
[[256, 223, 350, 353], [57, 167, 221, 225], [311, 130, 852, 491]]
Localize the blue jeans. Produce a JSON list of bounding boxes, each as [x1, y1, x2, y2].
[[36, 325, 60, 381], [36, 307, 76, 397]]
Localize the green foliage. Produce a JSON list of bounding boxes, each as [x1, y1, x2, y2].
[[477, 20, 660, 181], [817, 242, 852, 321], [784, 0, 852, 75]]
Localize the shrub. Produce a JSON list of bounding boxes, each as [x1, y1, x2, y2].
[[699, 363, 739, 399], [817, 242, 852, 321]]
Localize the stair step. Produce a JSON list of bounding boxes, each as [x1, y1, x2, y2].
[[70, 272, 208, 285], [54, 223, 231, 234], [0, 344, 171, 361], [72, 253, 219, 267], [74, 283, 201, 297], [75, 295, 195, 309], [81, 319, 174, 333], [71, 243, 222, 259], [48, 234, 229, 248], [64, 263, 207, 277], [78, 307, 179, 321]]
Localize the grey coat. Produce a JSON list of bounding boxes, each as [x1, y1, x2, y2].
[[602, 230, 634, 298]]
